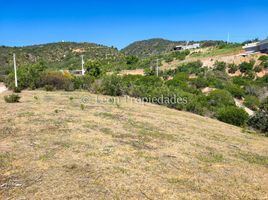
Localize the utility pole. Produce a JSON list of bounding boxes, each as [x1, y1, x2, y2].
[[227, 32, 230, 44], [81, 55, 85, 76], [13, 54, 18, 88]]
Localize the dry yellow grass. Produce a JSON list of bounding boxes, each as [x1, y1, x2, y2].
[[0, 90, 268, 200]]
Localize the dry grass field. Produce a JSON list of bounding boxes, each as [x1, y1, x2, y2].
[[0, 90, 268, 200]]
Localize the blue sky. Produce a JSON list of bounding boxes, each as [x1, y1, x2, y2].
[[0, 0, 268, 49]]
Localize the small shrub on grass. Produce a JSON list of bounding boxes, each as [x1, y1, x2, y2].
[[4, 94, 21, 103], [80, 104, 85, 110], [44, 85, 54, 91], [13, 87, 22, 93], [217, 106, 249, 126]]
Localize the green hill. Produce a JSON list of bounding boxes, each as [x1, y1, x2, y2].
[[121, 38, 225, 58], [0, 42, 123, 75], [121, 38, 185, 57]]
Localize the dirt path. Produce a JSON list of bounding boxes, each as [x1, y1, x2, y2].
[[0, 82, 8, 94], [235, 98, 255, 116]]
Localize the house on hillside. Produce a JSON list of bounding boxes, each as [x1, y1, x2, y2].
[[174, 43, 200, 51], [260, 39, 268, 53], [243, 39, 268, 53]]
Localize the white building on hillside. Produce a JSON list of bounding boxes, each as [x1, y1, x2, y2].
[[174, 43, 200, 51]]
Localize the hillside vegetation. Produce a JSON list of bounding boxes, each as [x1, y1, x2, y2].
[[122, 38, 225, 58], [0, 90, 268, 199], [0, 42, 123, 75]]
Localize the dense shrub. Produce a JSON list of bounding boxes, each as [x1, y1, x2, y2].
[[85, 60, 102, 77], [5, 62, 47, 89], [125, 56, 139, 65], [13, 87, 22, 93], [40, 72, 71, 90], [100, 75, 123, 96], [217, 106, 249, 126], [190, 77, 209, 89], [248, 98, 268, 135], [4, 94, 21, 103], [176, 61, 203, 74], [254, 65, 263, 73], [44, 85, 55, 91], [225, 84, 245, 99], [258, 55, 268, 62], [244, 96, 260, 111], [72, 75, 95, 90], [206, 70, 230, 89], [239, 62, 254, 73], [206, 90, 235, 107], [248, 112, 268, 135], [214, 61, 227, 71], [228, 64, 238, 74], [232, 76, 250, 86]]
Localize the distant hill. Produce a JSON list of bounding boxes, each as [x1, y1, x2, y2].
[[0, 42, 122, 74], [121, 38, 225, 57], [121, 38, 185, 57]]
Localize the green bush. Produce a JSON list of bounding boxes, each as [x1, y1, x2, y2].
[[217, 106, 249, 126], [44, 85, 54, 91], [228, 64, 238, 74], [239, 62, 254, 73], [125, 56, 139, 65], [190, 77, 209, 89], [41, 72, 71, 90], [206, 90, 235, 107], [176, 61, 203, 74], [248, 98, 268, 135], [254, 65, 263, 73], [225, 84, 245, 99], [4, 94, 21, 103], [258, 55, 268, 62], [248, 112, 268, 136], [5, 62, 47, 89], [85, 60, 102, 77], [13, 87, 22, 93], [100, 75, 123, 96], [214, 61, 227, 71], [244, 96, 260, 111], [232, 76, 250, 86]]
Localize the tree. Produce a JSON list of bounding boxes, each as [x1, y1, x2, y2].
[[125, 56, 139, 65], [85, 60, 102, 77]]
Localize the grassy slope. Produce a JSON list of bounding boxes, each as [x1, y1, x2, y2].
[[189, 46, 243, 59], [0, 90, 268, 199]]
